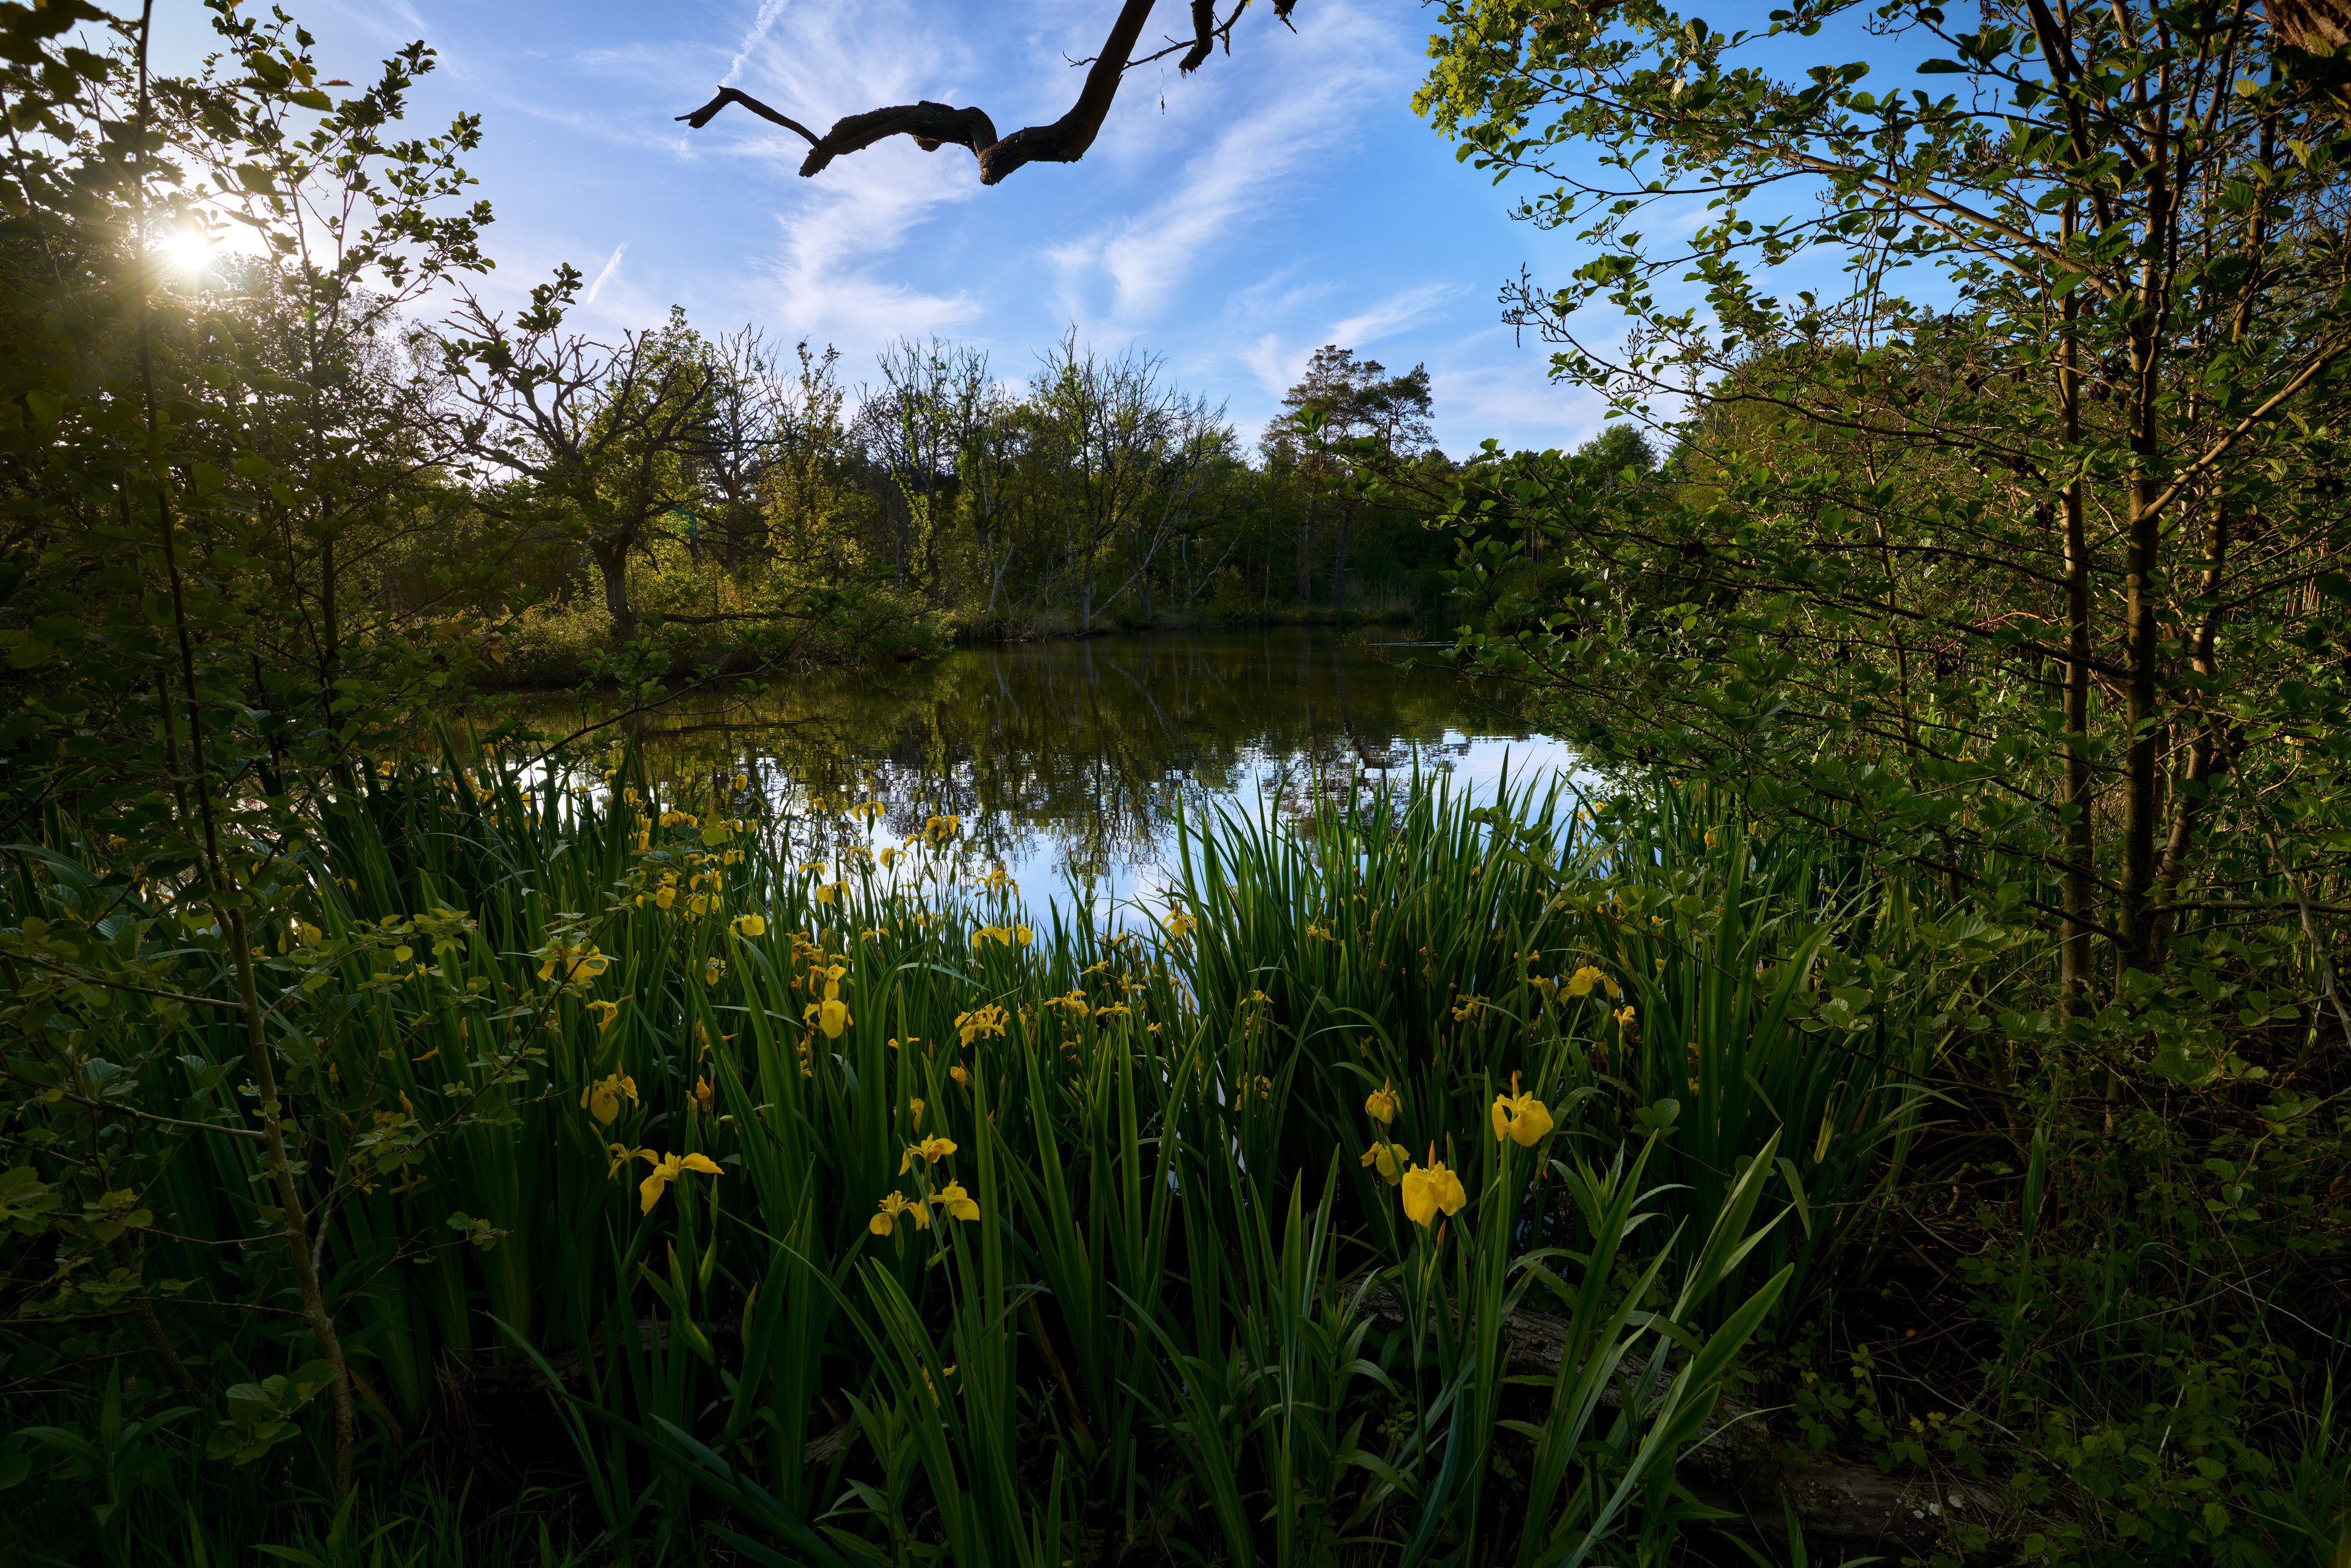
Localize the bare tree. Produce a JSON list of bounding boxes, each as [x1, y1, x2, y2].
[[1030, 332, 1227, 631], [673, 1, 1300, 186], [437, 276, 718, 640]]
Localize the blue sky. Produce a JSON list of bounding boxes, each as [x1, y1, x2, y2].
[[153, 2, 1908, 458]]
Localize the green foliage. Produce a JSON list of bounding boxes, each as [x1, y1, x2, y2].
[[2, 753, 1808, 1564], [1405, 9, 2351, 1559]]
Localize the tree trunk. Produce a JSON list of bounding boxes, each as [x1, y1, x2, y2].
[[593, 537, 637, 641], [2118, 175, 2169, 982], [2120, 475, 2159, 976], [2058, 203, 2097, 1017], [1296, 479, 1319, 610], [1331, 502, 1352, 618]]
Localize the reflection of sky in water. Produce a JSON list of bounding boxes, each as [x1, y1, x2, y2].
[[517, 631, 1592, 932], [829, 734, 1596, 935]]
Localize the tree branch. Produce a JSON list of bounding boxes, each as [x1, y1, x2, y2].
[[676, 0, 1175, 186]]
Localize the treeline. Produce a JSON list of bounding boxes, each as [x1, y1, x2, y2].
[[88, 246, 1472, 687], [423, 309, 1468, 676], [0, 5, 1473, 715]]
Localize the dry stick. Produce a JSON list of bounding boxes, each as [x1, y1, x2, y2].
[[130, 0, 355, 1497]]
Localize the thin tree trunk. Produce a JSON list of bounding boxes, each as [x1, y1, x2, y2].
[[1296, 478, 1319, 610], [2058, 198, 2097, 1017], [1331, 502, 1352, 618]]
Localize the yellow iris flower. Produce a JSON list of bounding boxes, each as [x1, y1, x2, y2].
[[1400, 1153, 1467, 1227], [538, 942, 610, 986], [580, 1069, 638, 1125], [705, 957, 728, 986], [1490, 1072, 1555, 1147], [870, 1190, 929, 1235], [1359, 1140, 1409, 1185], [930, 1180, 980, 1222], [1364, 1079, 1401, 1126], [731, 912, 766, 938], [635, 1149, 722, 1213], [802, 967, 851, 1039], [956, 1004, 1008, 1047], [878, 846, 900, 870], [1162, 906, 1196, 939], [899, 1136, 958, 1175], [586, 998, 624, 1034]]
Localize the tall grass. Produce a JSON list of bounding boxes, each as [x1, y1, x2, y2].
[[1173, 767, 1981, 1328], [1, 749, 1973, 1563]]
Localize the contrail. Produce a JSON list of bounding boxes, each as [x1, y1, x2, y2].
[[722, 0, 789, 86], [583, 241, 628, 305]]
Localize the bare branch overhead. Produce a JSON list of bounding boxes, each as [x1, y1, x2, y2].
[[675, 0, 1298, 186]]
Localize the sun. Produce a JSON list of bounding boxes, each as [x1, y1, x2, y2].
[[159, 228, 213, 274]]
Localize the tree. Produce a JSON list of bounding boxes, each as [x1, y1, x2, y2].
[[0, 0, 502, 1496], [1418, 3, 2351, 1042], [437, 289, 720, 642], [860, 339, 996, 596], [673, 1, 1304, 186], [1026, 333, 1228, 632], [1271, 346, 1435, 612]]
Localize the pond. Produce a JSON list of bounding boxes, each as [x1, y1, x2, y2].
[[512, 629, 1586, 926]]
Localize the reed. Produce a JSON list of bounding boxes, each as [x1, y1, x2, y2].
[[0, 749, 2056, 1562]]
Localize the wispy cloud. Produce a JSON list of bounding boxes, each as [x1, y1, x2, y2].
[[1230, 283, 1464, 413], [722, 0, 790, 87], [1044, 3, 1406, 332], [1327, 283, 1463, 356], [582, 240, 629, 304], [719, 5, 983, 341]]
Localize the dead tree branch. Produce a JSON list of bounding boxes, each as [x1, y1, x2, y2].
[[675, 0, 1294, 185]]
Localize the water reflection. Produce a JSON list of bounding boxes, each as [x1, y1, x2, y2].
[[514, 629, 1584, 922]]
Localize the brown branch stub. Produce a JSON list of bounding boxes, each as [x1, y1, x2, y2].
[[678, 0, 1211, 186]]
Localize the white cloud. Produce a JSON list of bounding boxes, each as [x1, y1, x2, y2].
[[1325, 283, 1465, 358], [717, 5, 985, 341], [1423, 332, 1610, 458], [582, 240, 629, 304], [1043, 3, 1405, 332], [722, 0, 792, 87]]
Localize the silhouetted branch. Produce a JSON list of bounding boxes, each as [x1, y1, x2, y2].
[[676, 0, 1289, 185]]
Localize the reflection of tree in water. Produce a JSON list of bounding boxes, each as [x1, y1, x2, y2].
[[514, 630, 1537, 872]]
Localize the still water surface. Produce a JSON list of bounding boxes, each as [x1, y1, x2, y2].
[[519, 629, 1583, 925]]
